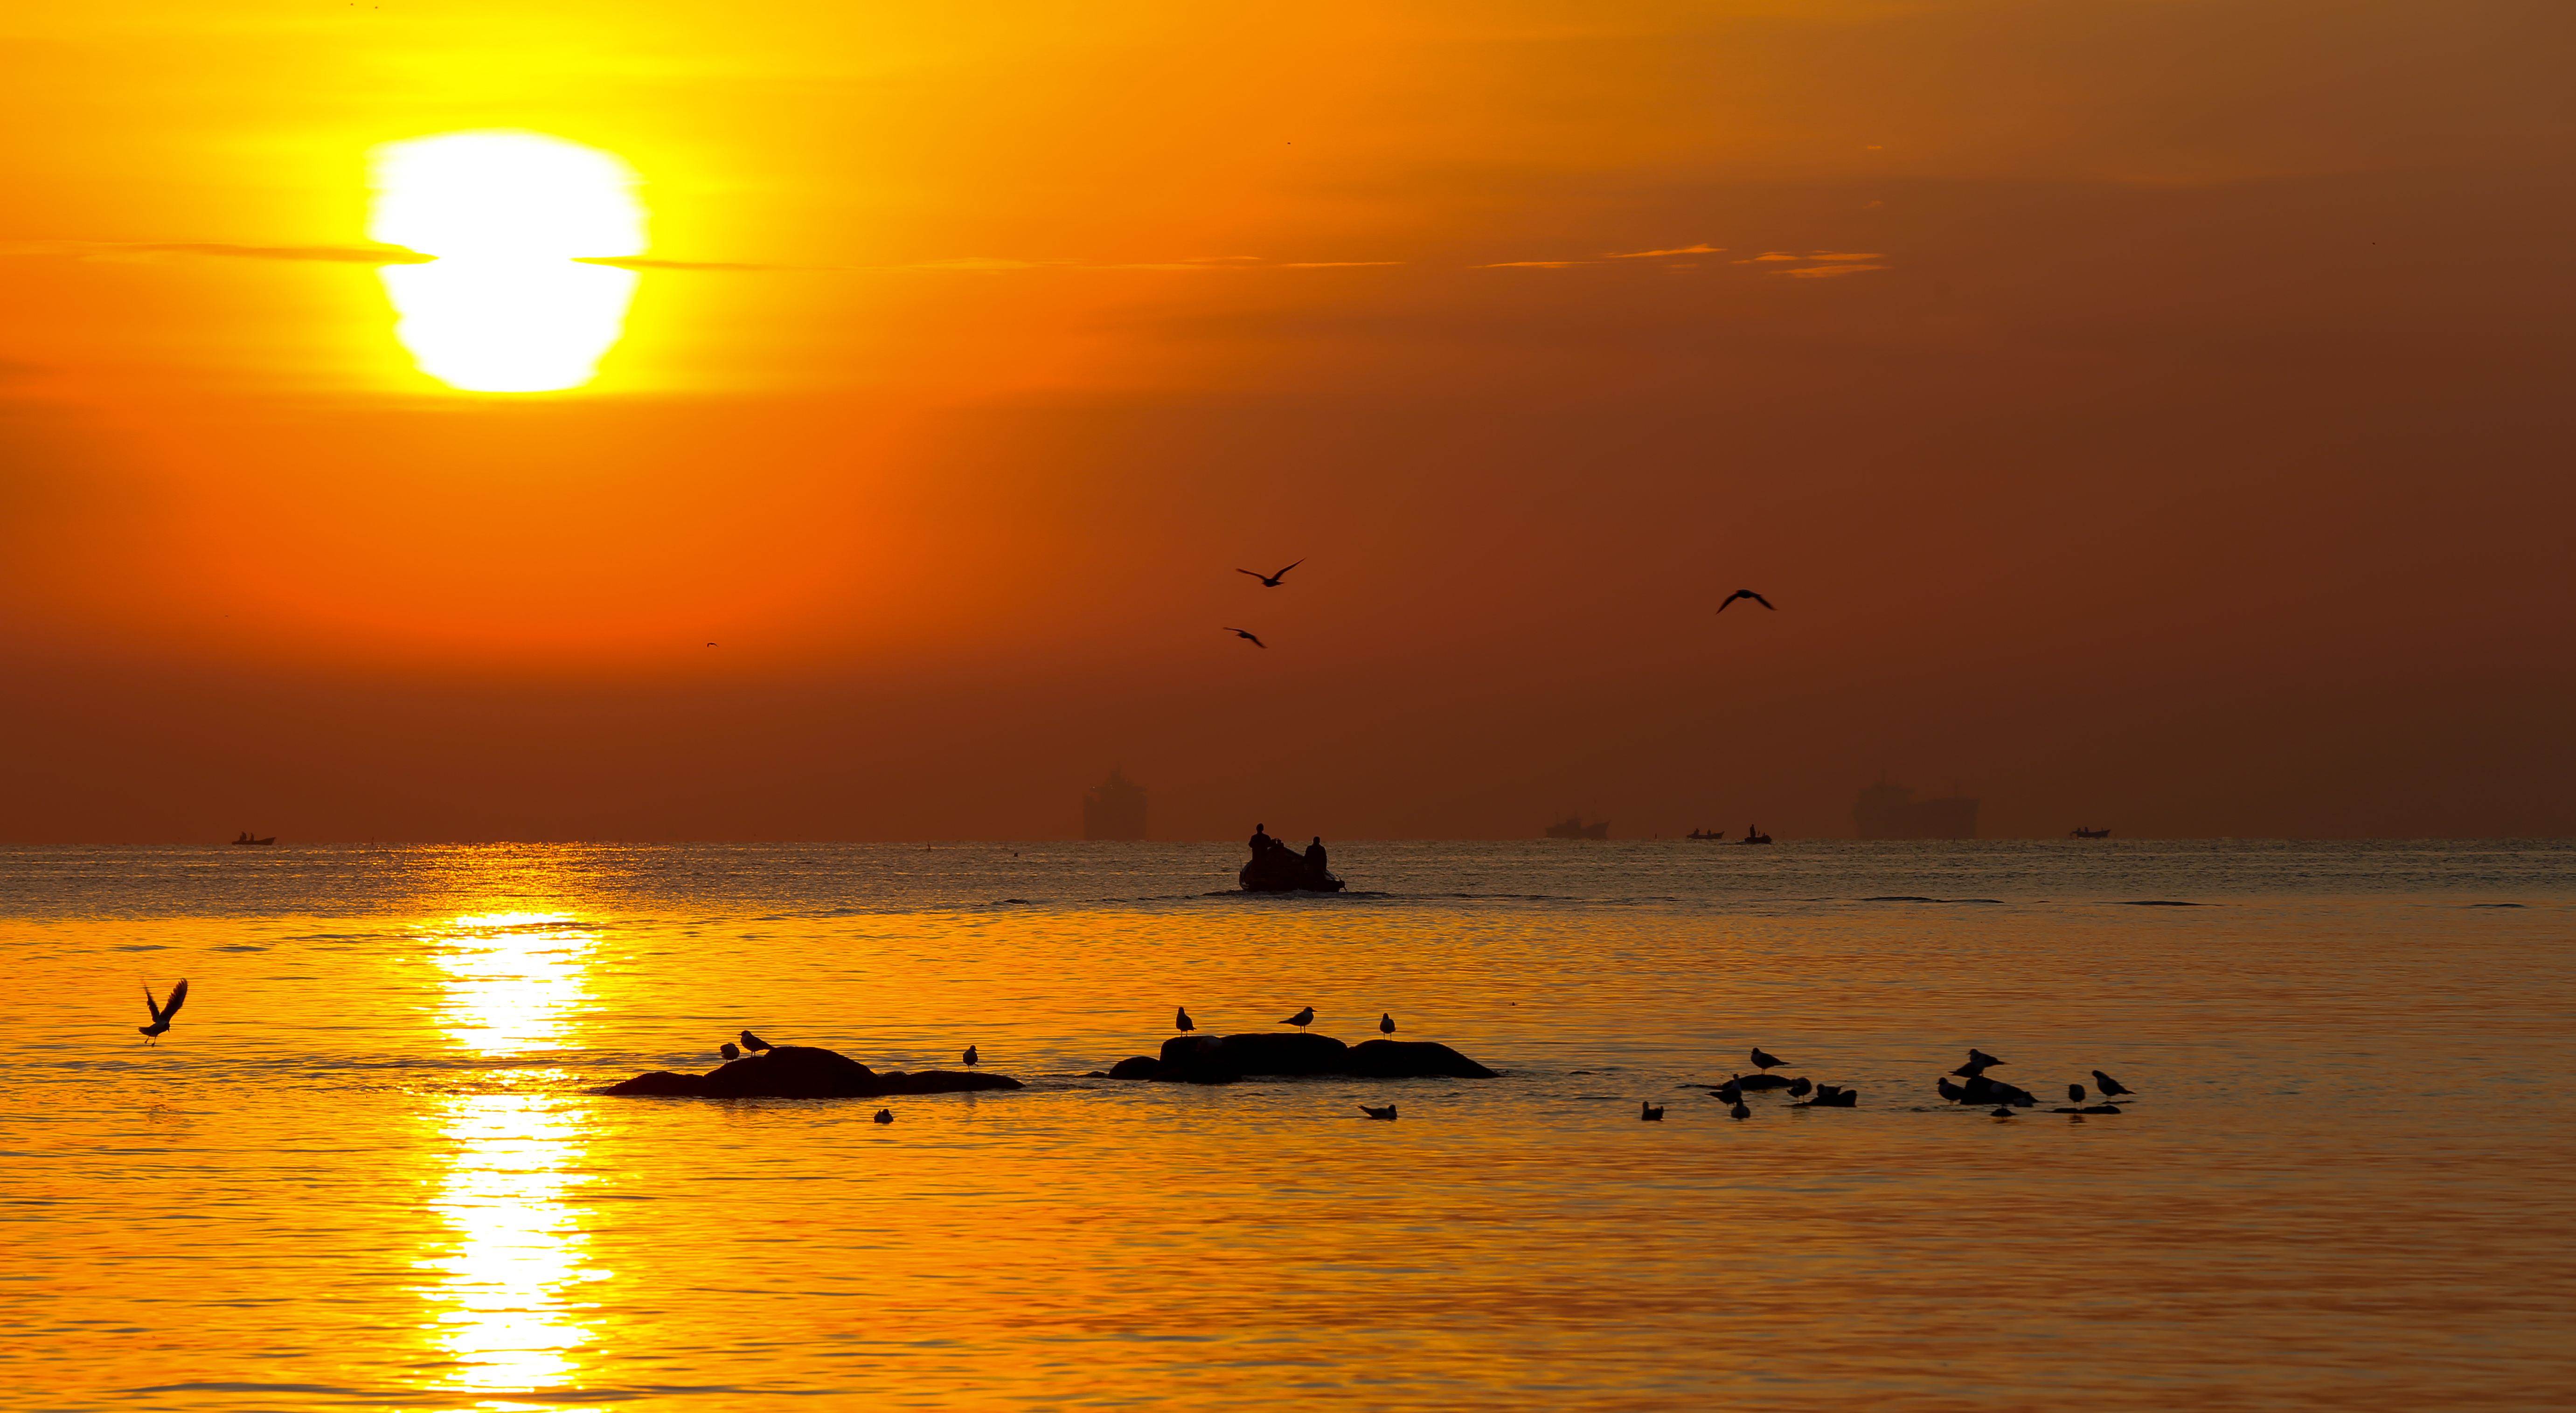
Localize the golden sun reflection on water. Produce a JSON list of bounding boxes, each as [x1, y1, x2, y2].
[[418, 913, 607, 1410]]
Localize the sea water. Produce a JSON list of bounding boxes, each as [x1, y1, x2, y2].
[[1, 840, 2569, 1410]]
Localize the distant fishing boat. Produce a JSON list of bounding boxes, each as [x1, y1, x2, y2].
[[230, 831, 276, 846], [1739, 827, 1772, 845], [2070, 826, 2111, 839], [1544, 816, 1609, 840], [1686, 827, 1722, 840]]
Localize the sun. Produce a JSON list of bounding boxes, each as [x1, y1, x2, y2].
[[369, 131, 647, 393]]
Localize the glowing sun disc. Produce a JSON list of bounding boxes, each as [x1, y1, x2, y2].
[[369, 131, 646, 393]]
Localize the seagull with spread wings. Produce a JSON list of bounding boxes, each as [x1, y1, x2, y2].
[[1717, 589, 1775, 613], [139, 979, 189, 1044], [1237, 559, 1304, 587], [1223, 627, 1268, 648]]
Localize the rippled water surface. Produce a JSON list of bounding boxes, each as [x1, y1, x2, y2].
[[4, 840, 2571, 1410]]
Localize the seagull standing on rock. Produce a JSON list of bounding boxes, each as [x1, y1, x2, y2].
[[1750, 1047, 1786, 1071], [963, 1045, 979, 1067], [740, 1030, 773, 1055], [2092, 1069, 2133, 1098], [719, 1042, 740, 1062], [1282, 1006, 1315, 1033], [1379, 1013, 1395, 1037], [1175, 1006, 1195, 1034]]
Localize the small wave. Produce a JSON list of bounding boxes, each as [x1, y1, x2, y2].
[[2120, 900, 2201, 907], [1859, 895, 2003, 905], [2469, 902, 2526, 908], [214, 943, 266, 952], [114, 943, 167, 951]]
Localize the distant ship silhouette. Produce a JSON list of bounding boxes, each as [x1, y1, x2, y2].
[[1082, 767, 1147, 841], [1853, 775, 1978, 840], [230, 831, 276, 846], [1544, 816, 1609, 840]]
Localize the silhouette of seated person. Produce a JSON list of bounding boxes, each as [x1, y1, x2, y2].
[[1304, 836, 1328, 878], [1249, 822, 1274, 856]]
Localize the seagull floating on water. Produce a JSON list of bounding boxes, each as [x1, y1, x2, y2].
[[1716, 589, 1775, 613], [1223, 627, 1268, 648], [1640, 1101, 1665, 1121], [719, 1042, 740, 1062], [740, 1029, 773, 1055], [1360, 1103, 1397, 1121], [1786, 1076, 1812, 1098], [138, 979, 188, 1044], [963, 1045, 979, 1067], [873, 1108, 893, 1124], [1750, 1047, 1785, 1071], [2092, 1069, 2132, 1098], [1237, 559, 1305, 588], [1378, 1013, 1395, 1037], [1282, 1006, 1315, 1032], [1175, 1006, 1195, 1034], [1729, 1099, 1752, 1120]]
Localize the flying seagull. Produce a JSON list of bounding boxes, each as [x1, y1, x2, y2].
[[1378, 1012, 1396, 1037], [1175, 1006, 1196, 1034], [963, 1045, 979, 1067], [1282, 1005, 1315, 1032], [138, 979, 189, 1044], [1640, 1101, 1665, 1121], [719, 1042, 740, 1062], [1750, 1046, 1785, 1071], [1237, 559, 1304, 588], [1360, 1103, 1398, 1121], [2092, 1070, 2132, 1097], [739, 1029, 773, 1055], [1223, 627, 1267, 648], [1716, 589, 1775, 614]]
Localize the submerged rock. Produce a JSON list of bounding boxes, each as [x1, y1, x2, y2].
[[1106, 1032, 1495, 1081], [602, 1044, 1024, 1099]]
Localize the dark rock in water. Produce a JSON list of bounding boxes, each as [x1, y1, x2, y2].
[[1105, 1032, 1494, 1082], [2080, 1103, 2123, 1115], [1239, 850, 1345, 894], [601, 1045, 1024, 1099], [1345, 1038, 1497, 1079], [1734, 1073, 1797, 1092]]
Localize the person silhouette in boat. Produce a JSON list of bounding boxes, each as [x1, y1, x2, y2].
[[1305, 836, 1329, 879], [1249, 822, 1274, 856]]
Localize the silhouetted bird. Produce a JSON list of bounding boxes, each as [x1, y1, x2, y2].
[[1223, 627, 1267, 648], [705, 642, 717, 647], [137, 979, 188, 1044], [1175, 1006, 1195, 1034], [1787, 1077, 1812, 1098], [2068, 1083, 2086, 1103], [719, 1042, 740, 1062], [1379, 1012, 1395, 1037], [1640, 1101, 1665, 1121], [873, 1108, 893, 1124], [1729, 1100, 1752, 1120], [1716, 589, 1776, 613], [1715, 1078, 1743, 1104], [1936, 1077, 1967, 1103], [963, 1045, 980, 1067], [1951, 1059, 1995, 1078], [1237, 559, 1305, 588], [1360, 1103, 1397, 1121], [1282, 1006, 1315, 1032], [740, 1030, 772, 1054], [1750, 1047, 1785, 1071], [1967, 1049, 2004, 1069], [2092, 1069, 2132, 1098]]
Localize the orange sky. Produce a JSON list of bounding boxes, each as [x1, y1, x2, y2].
[[3, 0, 2571, 841]]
